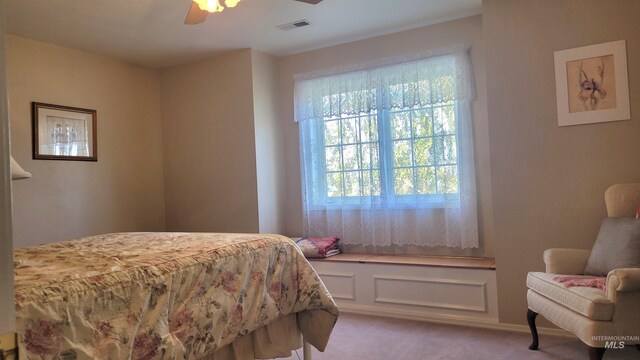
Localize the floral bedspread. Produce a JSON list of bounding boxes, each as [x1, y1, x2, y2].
[[14, 232, 338, 360]]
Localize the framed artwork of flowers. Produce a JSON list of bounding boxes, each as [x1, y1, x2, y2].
[[32, 102, 97, 161], [554, 40, 630, 127]]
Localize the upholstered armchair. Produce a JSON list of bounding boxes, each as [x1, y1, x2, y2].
[[526, 184, 640, 360]]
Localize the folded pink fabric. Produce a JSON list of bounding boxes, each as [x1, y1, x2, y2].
[[295, 236, 341, 258], [553, 275, 607, 290]]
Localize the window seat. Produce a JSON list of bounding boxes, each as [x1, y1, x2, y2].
[[308, 253, 496, 270], [307, 253, 499, 324]]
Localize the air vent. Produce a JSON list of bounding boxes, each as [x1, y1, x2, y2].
[[276, 19, 310, 31]]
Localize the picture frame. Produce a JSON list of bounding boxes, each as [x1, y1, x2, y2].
[[554, 40, 630, 127], [32, 102, 97, 161]]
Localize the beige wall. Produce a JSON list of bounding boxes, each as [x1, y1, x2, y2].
[[251, 50, 285, 234], [278, 16, 494, 256], [7, 36, 166, 248], [161, 49, 260, 233], [483, 0, 640, 325]]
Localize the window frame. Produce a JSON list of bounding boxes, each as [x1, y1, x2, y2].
[[308, 85, 462, 210]]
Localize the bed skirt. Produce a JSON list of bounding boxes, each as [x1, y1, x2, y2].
[[203, 313, 300, 360]]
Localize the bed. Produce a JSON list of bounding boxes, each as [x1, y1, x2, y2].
[[14, 232, 339, 360]]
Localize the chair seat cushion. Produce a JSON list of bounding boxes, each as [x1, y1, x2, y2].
[[526, 272, 613, 321]]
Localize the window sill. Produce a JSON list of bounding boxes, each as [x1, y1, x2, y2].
[[307, 253, 495, 270]]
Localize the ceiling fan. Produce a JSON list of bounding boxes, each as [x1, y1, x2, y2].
[[185, 0, 324, 25]]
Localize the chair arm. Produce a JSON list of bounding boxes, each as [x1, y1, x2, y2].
[[543, 248, 591, 274], [606, 268, 640, 301], [606, 268, 640, 335]]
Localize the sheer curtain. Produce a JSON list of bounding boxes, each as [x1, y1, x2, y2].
[[294, 45, 478, 249]]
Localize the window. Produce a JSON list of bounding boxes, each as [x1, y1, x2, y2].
[[295, 46, 478, 248], [322, 100, 381, 200], [319, 92, 459, 206]]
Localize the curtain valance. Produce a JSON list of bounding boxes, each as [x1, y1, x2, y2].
[[294, 45, 474, 122]]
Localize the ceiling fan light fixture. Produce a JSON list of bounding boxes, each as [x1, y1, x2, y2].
[[186, 0, 318, 25], [224, 0, 241, 8], [194, 0, 225, 13]]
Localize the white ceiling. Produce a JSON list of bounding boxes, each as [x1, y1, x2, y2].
[[5, 0, 481, 69]]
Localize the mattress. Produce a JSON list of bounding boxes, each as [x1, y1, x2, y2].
[[14, 232, 338, 359]]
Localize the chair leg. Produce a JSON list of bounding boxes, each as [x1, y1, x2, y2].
[[527, 309, 539, 350], [587, 346, 605, 360]]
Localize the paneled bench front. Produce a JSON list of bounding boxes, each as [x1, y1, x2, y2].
[[308, 254, 498, 327]]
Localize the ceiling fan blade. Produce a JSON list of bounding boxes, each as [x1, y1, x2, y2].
[[294, 0, 324, 4], [185, 2, 209, 25]]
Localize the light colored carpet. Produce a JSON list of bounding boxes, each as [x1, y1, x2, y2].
[[280, 313, 638, 359]]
